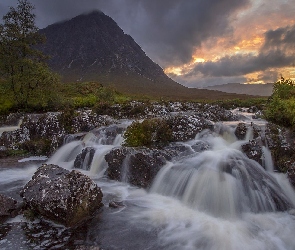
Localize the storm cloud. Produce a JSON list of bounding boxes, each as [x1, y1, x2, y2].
[[1, 0, 294, 87], [188, 25, 295, 78], [0, 0, 250, 67]]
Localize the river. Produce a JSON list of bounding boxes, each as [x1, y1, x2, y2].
[[1, 110, 295, 250]]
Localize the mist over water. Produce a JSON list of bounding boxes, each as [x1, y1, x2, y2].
[[1, 116, 295, 249]]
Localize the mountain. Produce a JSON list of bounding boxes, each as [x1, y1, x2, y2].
[[38, 11, 251, 100], [205, 83, 273, 96]]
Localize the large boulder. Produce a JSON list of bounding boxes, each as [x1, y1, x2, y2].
[[20, 164, 103, 227]]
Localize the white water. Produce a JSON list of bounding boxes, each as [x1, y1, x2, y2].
[[1, 118, 295, 249]]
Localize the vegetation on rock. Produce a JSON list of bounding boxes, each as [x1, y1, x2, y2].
[[123, 118, 173, 148]]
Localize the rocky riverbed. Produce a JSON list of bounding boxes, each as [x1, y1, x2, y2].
[[1, 102, 295, 249]]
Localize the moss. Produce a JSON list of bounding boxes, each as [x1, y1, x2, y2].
[[123, 118, 173, 148]]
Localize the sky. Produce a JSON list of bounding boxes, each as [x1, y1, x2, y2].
[[1, 0, 295, 88]]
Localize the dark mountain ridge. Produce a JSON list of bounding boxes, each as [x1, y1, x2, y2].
[[39, 11, 251, 99], [205, 83, 273, 96]]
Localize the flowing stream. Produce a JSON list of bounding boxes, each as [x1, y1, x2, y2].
[[1, 115, 295, 249]]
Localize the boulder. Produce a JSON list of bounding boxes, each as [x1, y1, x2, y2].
[[105, 147, 167, 188], [20, 164, 103, 227], [234, 122, 261, 141], [241, 139, 263, 165], [167, 115, 213, 142], [265, 123, 295, 172], [0, 194, 20, 222], [74, 147, 96, 170], [235, 123, 248, 140], [105, 144, 196, 188]]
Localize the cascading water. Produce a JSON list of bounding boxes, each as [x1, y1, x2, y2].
[[150, 130, 294, 218], [1, 117, 295, 250]]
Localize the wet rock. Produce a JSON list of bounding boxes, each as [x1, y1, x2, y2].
[[234, 122, 261, 141], [247, 106, 259, 113], [20, 164, 103, 227], [105, 144, 194, 188], [92, 125, 124, 145], [0, 113, 66, 155], [235, 123, 248, 140], [71, 110, 112, 133], [241, 139, 263, 165], [0, 146, 8, 158], [0, 194, 20, 222], [74, 147, 96, 170], [265, 123, 295, 172], [167, 115, 213, 142], [109, 201, 125, 208], [287, 164, 295, 188], [191, 141, 211, 152], [105, 147, 167, 188]]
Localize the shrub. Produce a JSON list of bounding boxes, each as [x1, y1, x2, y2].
[[264, 77, 295, 128], [123, 118, 172, 148]]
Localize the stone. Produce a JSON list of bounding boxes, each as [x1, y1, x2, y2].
[[21, 164, 103, 227], [0, 194, 20, 222], [105, 147, 167, 188], [74, 147, 96, 170], [241, 139, 263, 165]]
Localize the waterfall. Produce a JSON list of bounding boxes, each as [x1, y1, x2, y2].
[[150, 131, 295, 218], [262, 146, 274, 172], [245, 125, 253, 141], [89, 145, 113, 176]]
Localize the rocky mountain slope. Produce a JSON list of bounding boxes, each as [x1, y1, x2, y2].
[[38, 11, 250, 99]]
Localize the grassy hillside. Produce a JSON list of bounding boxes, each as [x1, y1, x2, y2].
[[0, 79, 266, 115]]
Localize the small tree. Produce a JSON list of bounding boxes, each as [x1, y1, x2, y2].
[[0, 0, 59, 109], [264, 76, 295, 128]]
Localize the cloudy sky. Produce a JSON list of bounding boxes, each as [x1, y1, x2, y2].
[[1, 0, 295, 87]]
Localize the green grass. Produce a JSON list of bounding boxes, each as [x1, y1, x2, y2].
[[0, 78, 267, 115]]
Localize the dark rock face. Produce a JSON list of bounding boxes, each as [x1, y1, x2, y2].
[[201, 104, 238, 122], [265, 123, 295, 173], [105, 147, 167, 188], [0, 111, 112, 156], [167, 115, 213, 142], [92, 125, 124, 145], [74, 147, 96, 170], [0, 113, 65, 155], [20, 164, 103, 227], [234, 122, 261, 141], [235, 123, 248, 140], [105, 144, 197, 188], [241, 139, 263, 165], [287, 164, 295, 187], [38, 11, 187, 98], [0, 194, 19, 222]]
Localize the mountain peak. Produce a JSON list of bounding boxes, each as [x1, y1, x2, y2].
[[38, 11, 250, 99], [39, 10, 173, 90]]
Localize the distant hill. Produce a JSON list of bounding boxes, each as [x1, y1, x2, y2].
[[38, 11, 253, 100], [205, 83, 273, 96]]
